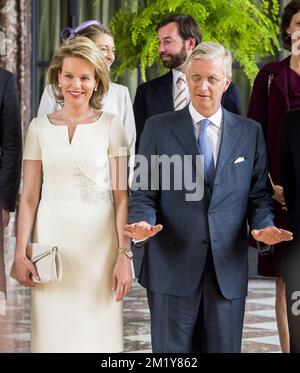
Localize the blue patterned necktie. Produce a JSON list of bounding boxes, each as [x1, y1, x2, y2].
[[197, 119, 215, 188]]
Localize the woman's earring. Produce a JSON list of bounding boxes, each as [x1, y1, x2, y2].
[[94, 87, 98, 92], [58, 83, 61, 88]]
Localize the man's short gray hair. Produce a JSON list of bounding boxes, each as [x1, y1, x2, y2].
[[187, 42, 232, 79]]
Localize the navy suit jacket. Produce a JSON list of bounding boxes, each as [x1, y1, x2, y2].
[[0, 68, 22, 297], [129, 106, 274, 299], [133, 70, 243, 152], [0, 69, 22, 212]]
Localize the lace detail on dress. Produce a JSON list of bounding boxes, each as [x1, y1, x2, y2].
[[73, 163, 112, 204]]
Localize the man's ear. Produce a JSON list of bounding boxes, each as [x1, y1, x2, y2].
[[187, 37, 196, 51], [223, 78, 231, 92]]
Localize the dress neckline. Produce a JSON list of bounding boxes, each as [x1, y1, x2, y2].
[[46, 111, 103, 128], [45, 112, 104, 145]]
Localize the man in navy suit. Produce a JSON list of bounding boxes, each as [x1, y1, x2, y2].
[[133, 14, 243, 153], [125, 42, 292, 352]]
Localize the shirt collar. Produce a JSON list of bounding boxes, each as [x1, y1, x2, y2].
[[188, 103, 223, 128]]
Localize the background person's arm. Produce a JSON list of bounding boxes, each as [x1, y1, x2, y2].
[[0, 72, 22, 217], [37, 85, 60, 117]]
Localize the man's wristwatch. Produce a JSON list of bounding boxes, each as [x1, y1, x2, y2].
[[118, 247, 133, 259]]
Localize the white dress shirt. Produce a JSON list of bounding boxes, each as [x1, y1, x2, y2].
[[188, 103, 223, 166], [172, 69, 190, 108], [37, 83, 136, 156]]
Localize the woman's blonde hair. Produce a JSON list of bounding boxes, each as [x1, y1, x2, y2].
[[47, 36, 109, 109], [76, 23, 114, 42]]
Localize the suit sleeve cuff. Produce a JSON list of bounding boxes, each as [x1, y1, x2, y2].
[[132, 238, 149, 247], [257, 241, 274, 256]]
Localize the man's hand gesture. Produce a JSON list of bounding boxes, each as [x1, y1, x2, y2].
[[251, 226, 293, 245], [124, 221, 163, 241]]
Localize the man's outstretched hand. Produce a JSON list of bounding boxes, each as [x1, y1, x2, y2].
[[124, 221, 163, 241], [251, 226, 293, 245]]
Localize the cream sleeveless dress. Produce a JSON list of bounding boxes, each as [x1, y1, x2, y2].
[[23, 112, 129, 352]]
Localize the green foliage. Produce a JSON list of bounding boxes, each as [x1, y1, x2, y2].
[[110, 0, 281, 84]]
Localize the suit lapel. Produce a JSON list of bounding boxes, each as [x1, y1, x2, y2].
[[171, 107, 211, 205], [214, 109, 242, 178], [172, 107, 242, 175], [171, 106, 199, 156], [171, 107, 244, 207], [157, 71, 174, 112]]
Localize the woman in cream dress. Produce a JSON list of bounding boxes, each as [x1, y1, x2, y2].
[[12, 37, 132, 352], [38, 21, 136, 158]]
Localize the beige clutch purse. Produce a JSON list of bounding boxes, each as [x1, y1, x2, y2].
[[10, 244, 63, 284]]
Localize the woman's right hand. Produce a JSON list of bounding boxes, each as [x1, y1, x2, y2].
[[13, 256, 39, 287], [272, 185, 288, 211]]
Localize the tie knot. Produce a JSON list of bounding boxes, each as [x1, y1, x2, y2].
[[199, 119, 211, 131], [177, 75, 186, 87]]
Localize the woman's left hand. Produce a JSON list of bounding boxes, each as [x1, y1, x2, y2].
[[112, 254, 133, 302]]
